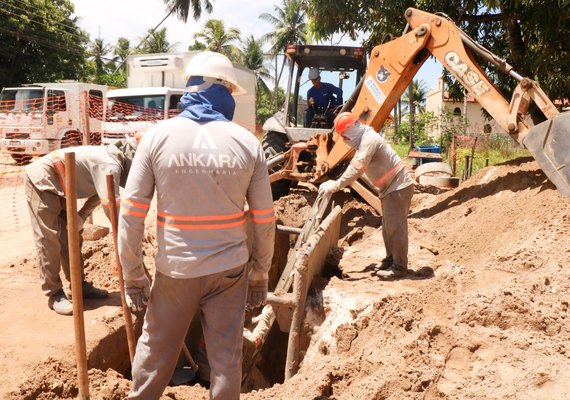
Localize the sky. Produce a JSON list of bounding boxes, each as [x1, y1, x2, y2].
[[71, 0, 442, 91]]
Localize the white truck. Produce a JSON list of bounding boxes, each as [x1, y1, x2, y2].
[[0, 82, 107, 164], [102, 86, 184, 145], [101, 52, 256, 144]]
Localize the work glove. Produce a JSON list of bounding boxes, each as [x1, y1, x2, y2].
[[124, 275, 151, 313], [318, 180, 340, 197], [247, 270, 268, 309]]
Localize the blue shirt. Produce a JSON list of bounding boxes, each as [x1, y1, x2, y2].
[[307, 82, 343, 111]]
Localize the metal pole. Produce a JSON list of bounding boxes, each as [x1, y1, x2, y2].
[[106, 175, 137, 362], [65, 152, 89, 399]]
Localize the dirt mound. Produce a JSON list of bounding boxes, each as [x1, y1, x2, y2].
[[4, 157, 570, 399]]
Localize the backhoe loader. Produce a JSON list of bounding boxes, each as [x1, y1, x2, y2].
[[265, 8, 570, 200], [242, 6, 570, 388]]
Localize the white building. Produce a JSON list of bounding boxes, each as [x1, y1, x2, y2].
[[425, 76, 506, 139]]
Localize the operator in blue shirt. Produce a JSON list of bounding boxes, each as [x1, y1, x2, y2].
[[303, 68, 343, 128]]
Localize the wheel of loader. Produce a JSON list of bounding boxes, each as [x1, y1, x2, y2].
[[10, 153, 32, 165], [61, 130, 82, 148], [262, 130, 291, 200]]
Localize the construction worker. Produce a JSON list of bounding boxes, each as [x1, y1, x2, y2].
[[303, 68, 343, 128], [118, 51, 275, 400], [318, 112, 415, 279], [25, 137, 139, 315]]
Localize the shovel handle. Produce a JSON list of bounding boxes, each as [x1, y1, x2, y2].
[[181, 343, 199, 371]]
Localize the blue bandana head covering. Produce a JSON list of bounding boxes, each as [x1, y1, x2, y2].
[[178, 82, 235, 122]]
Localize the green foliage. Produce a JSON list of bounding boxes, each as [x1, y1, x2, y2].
[[188, 40, 207, 51], [165, 0, 213, 23], [257, 87, 285, 124], [391, 112, 437, 145], [305, 0, 570, 103], [97, 70, 127, 88], [0, 0, 89, 87], [141, 27, 176, 54], [454, 143, 530, 178], [436, 109, 470, 150], [194, 19, 241, 61], [259, 0, 310, 54]]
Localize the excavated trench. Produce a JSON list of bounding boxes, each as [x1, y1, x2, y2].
[[80, 225, 332, 393], [10, 188, 375, 398]]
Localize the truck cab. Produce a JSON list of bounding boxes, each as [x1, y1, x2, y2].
[[0, 82, 106, 164], [102, 87, 183, 145]]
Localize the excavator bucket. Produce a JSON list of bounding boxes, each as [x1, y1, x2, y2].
[[523, 113, 570, 198]]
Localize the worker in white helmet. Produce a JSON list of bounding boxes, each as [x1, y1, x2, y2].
[[319, 112, 415, 280], [303, 67, 343, 128], [118, 51, 275, 399]]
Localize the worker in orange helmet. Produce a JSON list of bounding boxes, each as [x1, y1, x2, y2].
[[319, 111, 415, 279]]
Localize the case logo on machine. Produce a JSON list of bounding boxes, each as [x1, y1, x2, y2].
[[444, 51, 491, 96]]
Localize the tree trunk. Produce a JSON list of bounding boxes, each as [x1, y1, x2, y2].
[[501, 6, 544, 124], [393, 105, 399, 143], [408, 84, 415, 152]]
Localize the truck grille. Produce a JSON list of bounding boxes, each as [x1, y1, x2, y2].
[[104, 132, 127, 139], [6, 132, 30, 140]]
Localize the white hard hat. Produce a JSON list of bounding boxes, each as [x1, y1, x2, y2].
[[183, 51, 246, 95], [308, 68, 321, 80]]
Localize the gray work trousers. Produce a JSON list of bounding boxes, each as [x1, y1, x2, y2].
[[25, 176, 84, 297], [129, 264, 248, 400], [381, 184, 414, 268]]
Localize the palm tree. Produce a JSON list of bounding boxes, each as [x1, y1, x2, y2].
[[403, 79, 428, 114], [113, 38, 130, 72], [89, 38, 112, 75], [194, 19, 241, 61], [402, 79, 428, 150], [163, 0, 213, 22], [240, 35, 271, 102], [141, 27, 177, 54], [259, 0, 309, 106]]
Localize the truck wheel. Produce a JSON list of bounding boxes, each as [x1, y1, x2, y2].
[[262, 131, 291, 200], [61, 131, 82, 148], [10, 154, 32, 165]]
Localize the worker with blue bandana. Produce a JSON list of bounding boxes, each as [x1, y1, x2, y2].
[[118, 51, 275, 400]]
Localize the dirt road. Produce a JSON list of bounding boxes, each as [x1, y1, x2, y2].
[[1, 157, 569, 399]]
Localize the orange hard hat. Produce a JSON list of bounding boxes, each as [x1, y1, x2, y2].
[[334, 112, 359, 135]]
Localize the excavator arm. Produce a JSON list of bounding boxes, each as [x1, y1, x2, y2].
[[317, 7, 569, 197]]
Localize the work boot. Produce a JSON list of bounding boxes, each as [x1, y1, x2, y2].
[[48, 290, 73, 315], [81, 281, 109, 299], [377, 255, 394, 271], [376, 264, 408, 280]]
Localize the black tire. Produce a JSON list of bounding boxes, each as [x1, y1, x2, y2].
[[10, 154, 32, 165], [262, 131, 291, 200], [61, 131, 82, 148]]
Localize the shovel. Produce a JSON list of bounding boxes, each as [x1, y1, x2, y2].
[[170, 342, 200, 386]]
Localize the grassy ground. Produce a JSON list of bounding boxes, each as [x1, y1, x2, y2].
[[390, 141, 531, 179]]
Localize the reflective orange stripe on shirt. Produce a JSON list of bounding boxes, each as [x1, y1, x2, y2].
[[121, 198, 150, 218], [249, 207, 275, 224], [157, 210, 246, 230], [372, 162, 403, 188], [350, 159, 366, 173], [51, 151, 66, 194]]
